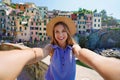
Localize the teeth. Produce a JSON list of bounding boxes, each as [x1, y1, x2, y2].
[[60, 38, 63, 39], [59, 38, 64, 40]]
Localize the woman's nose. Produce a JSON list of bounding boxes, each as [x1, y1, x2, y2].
[[59, 32, 63, 36]]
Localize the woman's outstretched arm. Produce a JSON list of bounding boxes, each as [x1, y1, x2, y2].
[[0, 44, 51, 80], [73, 44, 120, 80], [0, 49, 36, 80]]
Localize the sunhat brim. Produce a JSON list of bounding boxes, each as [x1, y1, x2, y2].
[[46, 16, 76, 37]]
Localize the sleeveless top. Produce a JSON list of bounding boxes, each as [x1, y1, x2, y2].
[[45, 45, 76, 80]]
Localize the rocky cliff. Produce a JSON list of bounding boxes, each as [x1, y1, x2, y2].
[[86, 29, 120, 49]]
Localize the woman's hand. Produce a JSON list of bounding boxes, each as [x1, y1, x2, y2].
[[44, 44, 53, 53], [72, 44, 81, 58], [32, 44, 52, 62]]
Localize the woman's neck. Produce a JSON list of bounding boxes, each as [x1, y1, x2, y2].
[[58, 43, 67, 49]]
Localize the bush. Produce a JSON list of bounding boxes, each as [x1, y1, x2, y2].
[[79, 35, 88, 48]]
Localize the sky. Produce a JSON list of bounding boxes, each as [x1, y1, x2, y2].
[[1, 0, 120, 19]]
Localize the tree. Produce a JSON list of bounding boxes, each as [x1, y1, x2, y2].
[[93, 9, 97, 13], [107, 17, 117, 26], [100, 10, 107, 21], [78, 8, 92, 14]]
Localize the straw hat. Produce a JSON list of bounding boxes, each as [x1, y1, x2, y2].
[[46, 16, 76, 37]]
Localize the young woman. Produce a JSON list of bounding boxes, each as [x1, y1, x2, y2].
[[45, 17, 77, 80], [0, 16, 120, 80]]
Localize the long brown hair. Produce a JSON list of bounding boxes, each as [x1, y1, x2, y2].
[[49, 22, 76, 57]]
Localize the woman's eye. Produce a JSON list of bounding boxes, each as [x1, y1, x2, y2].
[[55, 31, 59, 33], [62, 30, 66, 33]]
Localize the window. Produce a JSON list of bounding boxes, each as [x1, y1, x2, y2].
[[44, 15, 46, 18], [44, 37, 46, 40], [36, 23, 38, 25], [17, 17, 19, 19], [94, 24, 96, 27], [30, 27, 34, 30], [35, 27, 38, 30], [25, 33, 27, 36], [3, 19, 6, 22], [44, 20, 46, 25], [84, 16, 86, 20], [44, 28, 46, 30], [86, 17, 88, 20], [19, 6, 20, 9], [39, 22, 41, 25], [25, 27, 27, 30], [30, 37, 32, 40], [2, 13, 5, 16], [19, 21, 22, 25], [40, 27, 41, 30], [83, 26, 85, 29], [98, 19, 100, 22], [33, 19, 35, 21], [7, 27, 9, 30], [31, 32, 33, 35], [94, 19, 96, 22], [12, 17, 14, 20], [90, 17, 92, 20], [20, 27, 22, 31], [31, 22, 33, 25], [98, 24, 100, 27], [8, 16, 10, 19], [39, 33, 42, 35], [14, 27, 17, 31], [14, 22, 16, 26], [36, 32, 37, 35], [83, 22, 85, 24], [21, 33, 23, 36]]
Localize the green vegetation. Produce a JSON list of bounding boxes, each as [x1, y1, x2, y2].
[[79, 35, 88, 48], [73, 8, 119, 26], [73, 8, 92, 14], [10, 4, 16, 9], [76, 60, 91, 69], [109, 28, 120, 30]]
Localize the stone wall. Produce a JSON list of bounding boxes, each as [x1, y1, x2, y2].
[[18, 62, 48, 80]]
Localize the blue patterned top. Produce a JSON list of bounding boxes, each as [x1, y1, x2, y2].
[[45, 45, 76, 80]]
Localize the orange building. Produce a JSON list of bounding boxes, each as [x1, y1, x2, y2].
[[15, 3, 36, 11], [16, 3, 29, 11]]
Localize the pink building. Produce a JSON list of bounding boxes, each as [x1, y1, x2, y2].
[[30, 17, 40, 42], [85, 14, 92, 32]]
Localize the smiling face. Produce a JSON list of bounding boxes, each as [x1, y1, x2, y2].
[[54, 24, 68, 48]]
